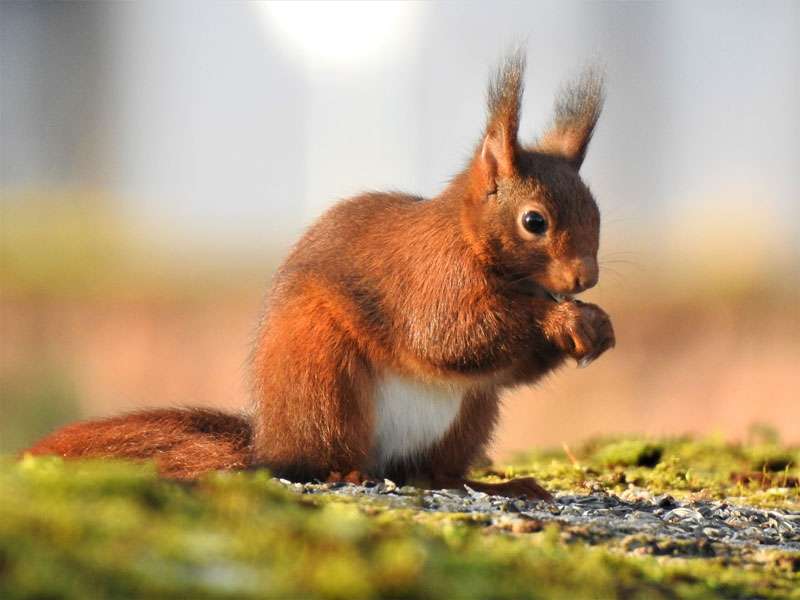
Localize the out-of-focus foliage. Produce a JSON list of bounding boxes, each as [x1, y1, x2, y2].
[[1, 192, 272, 300], [0, 370, 81, 454], [2, 437, 799, 600], [1, 193, 133, 297]]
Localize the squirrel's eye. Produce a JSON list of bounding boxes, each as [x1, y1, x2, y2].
[[521, 211, 547, 235]]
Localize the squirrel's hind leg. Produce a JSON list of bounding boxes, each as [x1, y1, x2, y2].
[[423, 388, 553, 501], [250, 289, 375, 482]]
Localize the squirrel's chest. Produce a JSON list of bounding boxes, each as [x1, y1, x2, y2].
[[370, 373, 465, 473]]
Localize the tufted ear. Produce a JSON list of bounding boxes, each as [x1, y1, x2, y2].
[[472, 50, 526, 195], [535, 67, 604, 170]]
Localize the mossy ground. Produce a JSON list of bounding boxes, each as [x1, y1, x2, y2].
[[1, 437, 798, 599], [506, 435, 800, 511]]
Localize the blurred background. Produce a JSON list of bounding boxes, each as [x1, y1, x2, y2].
[[2, 1, 798, 458]]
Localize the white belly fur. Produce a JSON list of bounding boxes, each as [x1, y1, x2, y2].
[[371, 372, 465, 472]]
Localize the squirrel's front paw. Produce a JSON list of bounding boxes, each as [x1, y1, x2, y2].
[[548, 300, 615, 366]]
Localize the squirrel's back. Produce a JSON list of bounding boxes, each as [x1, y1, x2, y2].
[[262, 190, 485, 358]]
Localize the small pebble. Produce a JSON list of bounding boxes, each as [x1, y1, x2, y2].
[[271, 479, 800, 557]]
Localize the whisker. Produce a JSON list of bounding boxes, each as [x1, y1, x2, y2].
[[599, 267, 626, 280], [601, 260, 642, 268], [600, 217, 633, 226], [600, 251, 639, 258]]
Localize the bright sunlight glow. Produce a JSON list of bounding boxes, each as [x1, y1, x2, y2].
[[254, 1, 423, 67]]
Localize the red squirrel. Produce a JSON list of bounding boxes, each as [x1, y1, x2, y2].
[[27, 52, 614, 499]]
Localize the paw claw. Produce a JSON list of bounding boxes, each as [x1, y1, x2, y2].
[[344, 470, 364, 485], [551, 301, 614, 365]]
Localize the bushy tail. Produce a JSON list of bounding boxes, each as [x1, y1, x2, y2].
[[25, 408, 253, 480]]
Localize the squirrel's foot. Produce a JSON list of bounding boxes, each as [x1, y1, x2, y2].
[[464, 477, 554, 502], [326, 470, 368, 485], [433, 475, 553, 501], [548, 300, 615, 366]]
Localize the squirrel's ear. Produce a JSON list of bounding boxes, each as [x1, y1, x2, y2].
[[535, 67, 604, 170], [472, 51, 525, 194]]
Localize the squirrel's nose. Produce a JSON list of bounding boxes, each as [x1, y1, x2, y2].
[[569, 256, 598, 293]]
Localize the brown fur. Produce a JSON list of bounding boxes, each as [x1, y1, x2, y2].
[[26, 52, 614, 499], [26, 409, 252, 479]]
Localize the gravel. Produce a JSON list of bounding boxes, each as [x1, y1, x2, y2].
[[276, 479, 800, 559]]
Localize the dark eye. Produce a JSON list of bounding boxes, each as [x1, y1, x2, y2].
[[521, 211, 548, 235]]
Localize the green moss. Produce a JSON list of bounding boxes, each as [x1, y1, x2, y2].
[[594, 440, 664, 468], [506, 437, 800, 510], [2, 438, 799, 599]]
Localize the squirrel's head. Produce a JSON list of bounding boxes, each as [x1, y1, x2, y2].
[[464, 51, 604, 299]]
